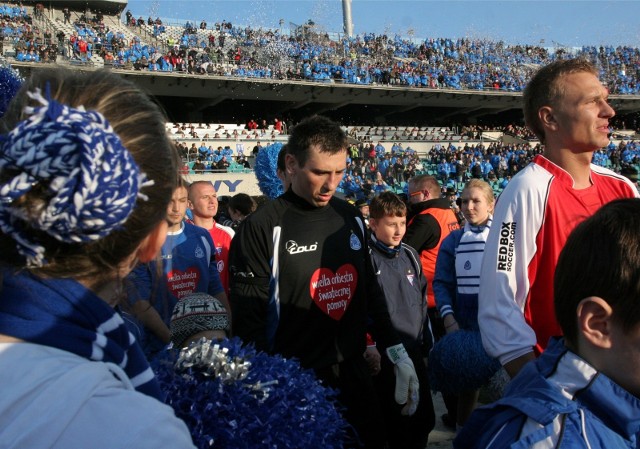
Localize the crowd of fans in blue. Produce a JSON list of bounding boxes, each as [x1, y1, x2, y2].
[[5, 2, 639, 199], [4, 3, 640, 95], [333, 136, 640, 200], [174, 123, 640, 200]]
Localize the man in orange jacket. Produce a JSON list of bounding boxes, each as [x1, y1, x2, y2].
[[404, 173, 460, 428]]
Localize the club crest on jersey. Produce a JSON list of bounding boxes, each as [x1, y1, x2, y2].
[[407, 274, 415, 285], [464, 260, 471, 270], [349, 232, 361, 250], [195, 245, 204, 258]]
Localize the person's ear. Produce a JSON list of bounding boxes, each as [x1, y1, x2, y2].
[[285, 153, 297, 175], [539, 106, 558, 132], [137, 221, 168, 263], [577, 296, 614, 349]]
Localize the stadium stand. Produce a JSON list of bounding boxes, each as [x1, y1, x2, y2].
[[5, 1, 640, 95], [2, 1, 638, 197]]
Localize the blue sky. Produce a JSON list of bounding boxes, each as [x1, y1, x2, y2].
[[124, 1, 640, 48]]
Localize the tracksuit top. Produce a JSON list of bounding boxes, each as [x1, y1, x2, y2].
[[478, 155, 638, 365], [368, 236, 433, 350], [455, 338, 640, 449]]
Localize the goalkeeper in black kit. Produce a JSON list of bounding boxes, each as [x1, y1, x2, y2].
[[229, 116, 420, 449]]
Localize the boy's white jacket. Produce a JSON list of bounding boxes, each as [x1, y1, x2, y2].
[[0, 342, 195, 449]]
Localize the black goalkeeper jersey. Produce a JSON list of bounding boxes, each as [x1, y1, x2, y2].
[[229, 190, 399, 370]]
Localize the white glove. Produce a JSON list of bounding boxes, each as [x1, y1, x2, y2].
[[386, 344, 419, 416]]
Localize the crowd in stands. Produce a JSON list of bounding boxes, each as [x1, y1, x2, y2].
[[170, 122, 640, 201], [3, 2, 123, 64], [344, 123, 538, 143], [0, 3, 58, 62], [165, 113, 640, 200], [66, 14, 138, 65], [336, 140, 534, 199], [175, 140, 247, 173], [338, 136, 640, 199], [169, 117, 289, 145], [112, 12, 640, 95], [3, 2, 640, 97]]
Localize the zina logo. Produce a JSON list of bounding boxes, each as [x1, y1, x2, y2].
[[497, 222, 516, 271], [285, 240, 318, 255]]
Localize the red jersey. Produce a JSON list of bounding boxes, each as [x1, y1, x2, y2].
[[479, 155, 639, 365]]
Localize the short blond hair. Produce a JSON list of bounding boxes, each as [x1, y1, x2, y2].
[[408, 174, 441, 197]]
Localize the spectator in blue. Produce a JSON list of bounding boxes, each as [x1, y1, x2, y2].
[[437, 159, 450, 182], [480, 158, 493, 180], [374, 178, 390, 194], [379, 155, 390, 178], [499, 175, 510, 190], [198, 142, 209, 159], [433, 180, 496, 429]]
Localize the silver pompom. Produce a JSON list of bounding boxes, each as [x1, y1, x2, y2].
[[175, 338, 251, 384]]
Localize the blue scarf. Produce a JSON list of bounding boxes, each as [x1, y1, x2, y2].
[[0, 269, 162, 400], [453, 216, 492, 329], [369, 234, 401, 258]]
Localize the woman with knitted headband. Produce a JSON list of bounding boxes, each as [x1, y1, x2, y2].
[[0, 68, 194, 448]]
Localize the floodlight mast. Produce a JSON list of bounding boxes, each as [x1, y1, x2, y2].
[[342, 0, 353, 37]]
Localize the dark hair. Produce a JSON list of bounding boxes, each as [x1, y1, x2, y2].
[[555, 198, 640, 346], [285, 115, 347, 167], [277, 144, 287, 173], [523, 58, 597, 143], [228, 193, 256, 217], [369, 191, 407, 219], [0, 68, 178, 286], [177, 176, 189, 190]]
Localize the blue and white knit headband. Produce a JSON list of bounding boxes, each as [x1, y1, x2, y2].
[[0, 88, 154, 267]]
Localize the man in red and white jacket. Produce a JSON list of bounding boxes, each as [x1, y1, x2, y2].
[[478, 58, 639, 379]]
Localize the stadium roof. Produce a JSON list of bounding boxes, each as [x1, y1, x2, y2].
[[21, 0, 127, 14], [12, 64, 640, 125]]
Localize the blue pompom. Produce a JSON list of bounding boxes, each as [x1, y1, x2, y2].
[[152, 337, 348, 448], [254, 142, 284, 199], [428, 329, 500, 394], [0, 63, 23, 118]]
